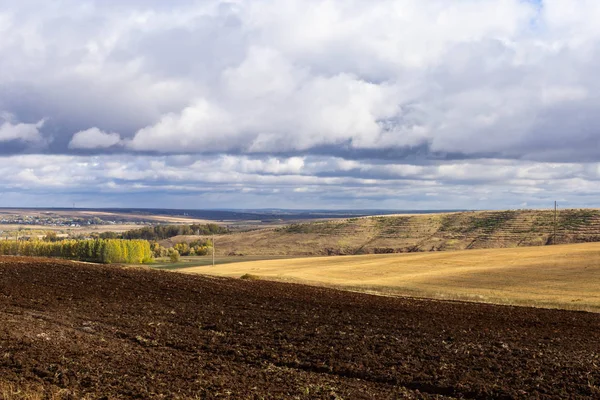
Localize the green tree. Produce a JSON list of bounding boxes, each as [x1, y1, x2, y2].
[[169, 249, 180, 263], [43, 231, 59, 242]]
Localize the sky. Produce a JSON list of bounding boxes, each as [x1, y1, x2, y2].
[[1, 0, 599, 210]]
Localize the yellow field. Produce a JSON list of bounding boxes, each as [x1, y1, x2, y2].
[[182, 242, 600, 312]]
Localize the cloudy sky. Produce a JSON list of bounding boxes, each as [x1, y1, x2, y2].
[[1, 0, 599, 209]]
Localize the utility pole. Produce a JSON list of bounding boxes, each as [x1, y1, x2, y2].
[[212, 233, 215, 267], [554, 201, 558, 245]]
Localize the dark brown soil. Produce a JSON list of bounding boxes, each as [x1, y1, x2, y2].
[[1, 256, 599, 399]]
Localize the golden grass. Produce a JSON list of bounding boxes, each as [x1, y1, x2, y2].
[[0, 381, 83, 400], [182, 242, 600, 312]]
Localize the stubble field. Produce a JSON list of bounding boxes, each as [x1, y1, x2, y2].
[[184, 242, 600, 312]]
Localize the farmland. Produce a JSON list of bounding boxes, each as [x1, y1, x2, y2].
[[1, 256, 599, 398], [0, 207, 401, 239], [0, 208, 215, 241], [185, 242, 600, 312], [3, 209, 600, 398], [152, 255, 293, 270]]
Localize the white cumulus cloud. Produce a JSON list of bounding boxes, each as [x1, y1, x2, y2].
[[69, 127, 122, 149], [0, 118, 45, 143]]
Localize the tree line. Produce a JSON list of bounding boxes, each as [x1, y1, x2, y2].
[[100, 223, 227, 241], [0, 239, 153, 264]]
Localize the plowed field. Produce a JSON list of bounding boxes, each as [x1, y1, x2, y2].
[[1, 256, 599, 399]]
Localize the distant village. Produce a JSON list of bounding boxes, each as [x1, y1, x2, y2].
[[0, 214, 153, 232], [0, 214, 148, 227], [0, 214, 158, 241], [1, 215, 102, 228]]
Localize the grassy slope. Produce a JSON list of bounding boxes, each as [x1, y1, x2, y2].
[[164, 209, 600, 257], [150, 255, 294, 270], [183, 242, 600, 312]]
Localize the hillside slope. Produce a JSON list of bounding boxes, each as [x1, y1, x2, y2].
[[164, 209, 600, 256]]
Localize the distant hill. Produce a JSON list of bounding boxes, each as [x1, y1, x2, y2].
[[1, 207, 458, 222], [162, 209, 600, 256]]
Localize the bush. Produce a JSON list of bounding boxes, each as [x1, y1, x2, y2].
[[169, 250, 180, 263], [43, 231, 59, 242]]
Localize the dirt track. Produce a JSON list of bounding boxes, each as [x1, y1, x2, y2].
[[1, 257, 599, 399]]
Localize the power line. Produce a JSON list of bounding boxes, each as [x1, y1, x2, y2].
[[553, 201, 558, 245]]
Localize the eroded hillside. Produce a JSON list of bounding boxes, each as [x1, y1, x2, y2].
[[164, 209, 600, 256]]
